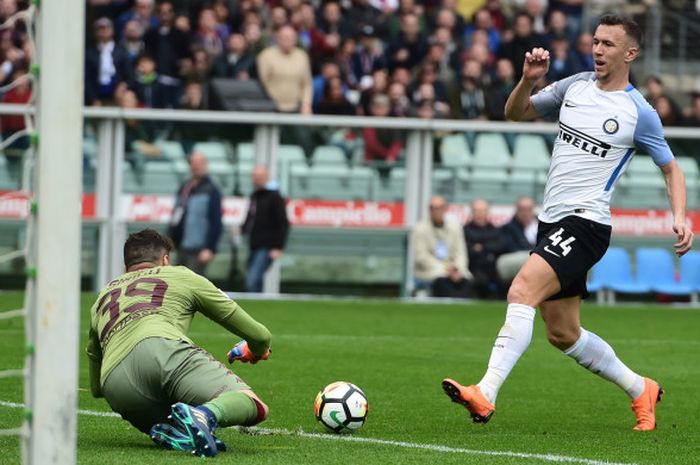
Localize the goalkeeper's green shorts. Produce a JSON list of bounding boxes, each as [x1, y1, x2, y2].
[[102, 337, 250, 433]]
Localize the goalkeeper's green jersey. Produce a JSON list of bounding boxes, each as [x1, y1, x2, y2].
[[86, 265, 270, 386]]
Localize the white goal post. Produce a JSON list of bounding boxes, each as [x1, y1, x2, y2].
[[26, 1, 84, 464]]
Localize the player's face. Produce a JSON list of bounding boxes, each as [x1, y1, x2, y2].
[[592, 25, 638, 82]]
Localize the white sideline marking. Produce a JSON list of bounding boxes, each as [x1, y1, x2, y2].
[[0, 400, 637, 465]]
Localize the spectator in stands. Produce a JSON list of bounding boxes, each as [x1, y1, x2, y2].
[[85, 17, 133, 106], [347, 0, 389, 40], [523, 0, 547, 34], [143, 0, 190, 108], [653, 95, 683, 127], [194, 7, 227, 58], [336, 37, 358, 89], [293, 3, 336, 63], [352, 25, 387, 89], [643, 75, 665, 102], [388, 81, 410, 117], [169, 151, 223, 277], [498, 12, 546, 81], [132, 54, 168, 109], [186, 46, 213, 82], [454, 59, 489, 120], [358, 67, 389, 115], [363, 94, 403, 177], [548, 0, 584, 39], [431, 26, 462, 76], [386, 12, 427, 71], [257, 25, 313, 114], [571, 32, 594, 73], [319, 1, 354, 40], [432, 7, 466, 40], [411, 82, 450, 119], [496, 196, 538, 284], [243, 21, 265, 57], [547, 35, 577, 82], [313, 61, 343, 110], [463, 8, 500, 55], [388, 0, 425, 37], [316, 76, 356, 116], [116, 0, 158, 39], [413, 195, 472, 298], [485, 57, 515, 120], [464, 199, 506, 299], [213, 32, 255, 80], [120, 89, 160, 170], [179, 81, 204, 110], [0, 29, 25, 86], [543, 9, 573, 46], [0, 60, 30, 168], [683, 92, 700, 127], [241, 165, 290, 293], [410, 62, 449, 108], [120, 19, 145, 64]]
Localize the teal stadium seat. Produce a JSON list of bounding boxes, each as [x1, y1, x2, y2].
[[312, 145, 347, 165], [193, 141, 231, 163], [617, 155, 666, 208], [473, 132, 511, 168], [140, 161, 181, 194], [156, 140, 187, 162], [374, 167, 405, 201], [440, 133, 472, 168]]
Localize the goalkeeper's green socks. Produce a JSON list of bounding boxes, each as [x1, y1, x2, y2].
[[202, 391, 258, 427]]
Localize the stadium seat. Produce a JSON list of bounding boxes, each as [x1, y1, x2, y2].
[[638, 248, 694, 296], [511, 134, 550, 181], [439, 133, 471, 168], [295, 164, 372, 200], [236, 142, 255, 164], [679, 251, 700, 303], [156, 140, 187, 162], [140, 162, 181, 194], [473, 132, 511, 168], [374, 167, 405, 201], [193, 141, 231, 163], [232, 162, 254, 196], [312, 145, 347, 165], [591, 247, 651, 296], [278, 144, 306, 164]]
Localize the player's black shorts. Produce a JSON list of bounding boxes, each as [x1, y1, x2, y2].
[[532, 215, 611, 301]]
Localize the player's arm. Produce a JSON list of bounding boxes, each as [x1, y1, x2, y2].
[[504, 48, 550, 121], [660, 160, 694, 255], [85, 326, 103, 398], [633, 103, 694, 256], [191, 274, 272, 357]]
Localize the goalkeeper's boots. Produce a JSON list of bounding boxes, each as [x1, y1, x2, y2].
[[150, 423, 227, 454], [631, 378, 663, 431], [150, 403, 223, 457], [442, 378, 495, 424]]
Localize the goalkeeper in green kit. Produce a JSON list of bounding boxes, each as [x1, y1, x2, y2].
[[86, 229, 272, 457]]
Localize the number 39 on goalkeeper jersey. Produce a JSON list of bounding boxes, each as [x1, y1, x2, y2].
[[530, 71, 674, 226]]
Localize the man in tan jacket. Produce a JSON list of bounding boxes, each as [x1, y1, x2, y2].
[[413, 195, 472, 298], [256, 25, 313, 114]]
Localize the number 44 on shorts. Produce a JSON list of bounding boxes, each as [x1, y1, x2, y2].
[[544, 228, 576, 257]]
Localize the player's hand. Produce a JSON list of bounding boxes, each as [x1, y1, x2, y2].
[[672, 222, 694, 256], [523, 47, 550, 83], [227, 340, 271, 364]]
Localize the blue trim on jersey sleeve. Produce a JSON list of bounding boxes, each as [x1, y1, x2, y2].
[[629, 90, 674, 166], [625, 84, 634, 92], [604, 148, 635, 192]]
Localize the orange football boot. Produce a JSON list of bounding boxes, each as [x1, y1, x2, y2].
[[631, 378, 663, 431], [442, 378, 495, 424]]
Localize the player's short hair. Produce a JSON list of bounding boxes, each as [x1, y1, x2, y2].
[[123, 229, 173, 269], [598, 13, 642, 47]]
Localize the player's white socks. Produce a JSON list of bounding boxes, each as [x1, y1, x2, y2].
[[564, 328, 645, 399], [477, 303, 536, 404]]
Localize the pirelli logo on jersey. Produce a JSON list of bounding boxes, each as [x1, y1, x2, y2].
[[558, 122, 612, 158]]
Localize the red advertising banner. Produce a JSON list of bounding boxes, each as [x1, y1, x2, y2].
[[0, 191, 697, 236]]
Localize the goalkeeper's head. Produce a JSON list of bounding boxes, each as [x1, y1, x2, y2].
[[123, 228, 174, 271]]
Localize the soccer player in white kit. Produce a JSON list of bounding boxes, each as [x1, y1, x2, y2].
[[442, 14, 694, 431]]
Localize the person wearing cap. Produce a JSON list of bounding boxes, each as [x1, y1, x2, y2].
[[85, 17, 134, 106], [351, 24, 387, 86]]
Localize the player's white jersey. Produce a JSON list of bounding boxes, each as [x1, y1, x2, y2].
[[530, 72, 673, 225]]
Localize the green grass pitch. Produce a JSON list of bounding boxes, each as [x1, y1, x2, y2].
[[1, 292, 699, 464]]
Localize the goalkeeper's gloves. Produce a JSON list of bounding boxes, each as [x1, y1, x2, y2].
[[227, 340, 271, 364]]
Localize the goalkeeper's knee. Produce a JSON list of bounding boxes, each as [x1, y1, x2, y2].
[[243, 391, 269, 426]]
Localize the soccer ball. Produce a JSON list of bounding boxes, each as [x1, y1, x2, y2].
[[314, 381, 368, 433]]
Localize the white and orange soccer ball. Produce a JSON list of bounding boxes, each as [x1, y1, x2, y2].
[[314, 381, 368, 433]]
